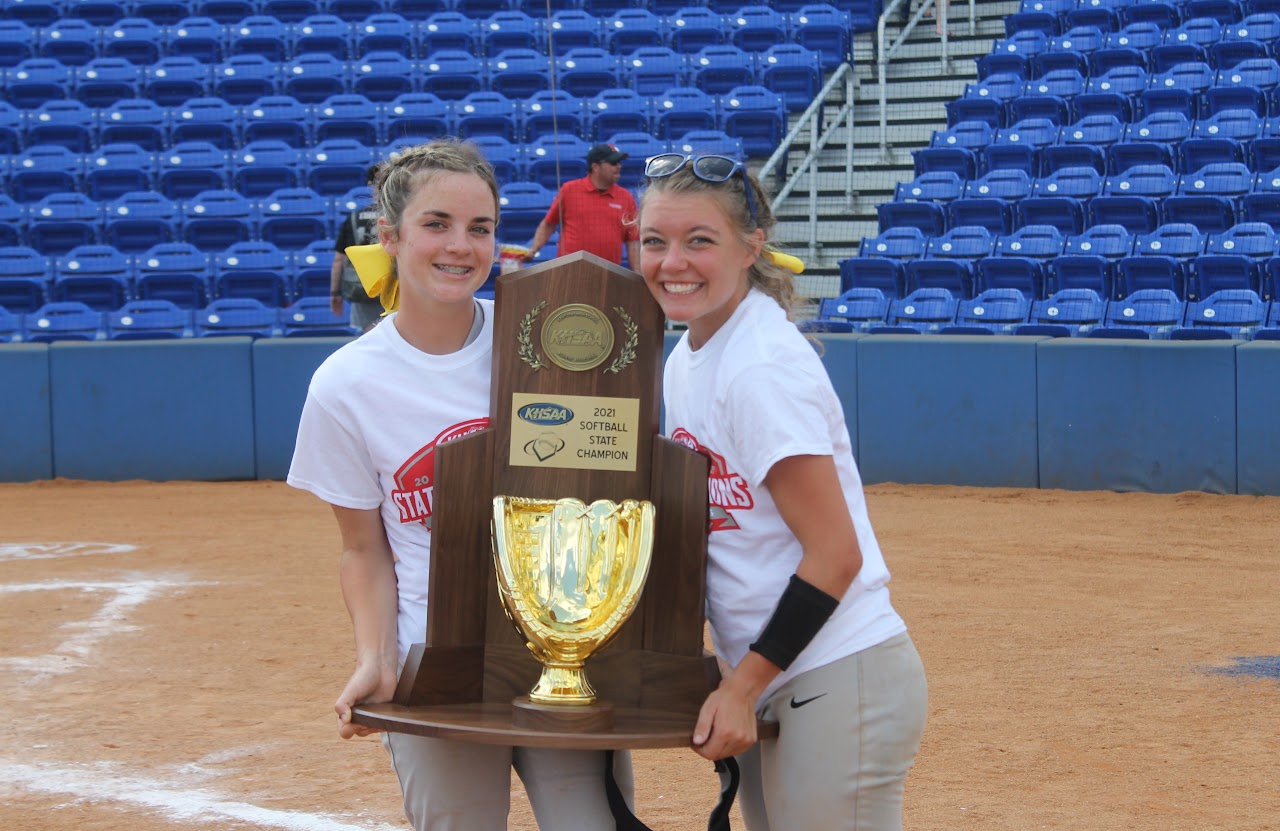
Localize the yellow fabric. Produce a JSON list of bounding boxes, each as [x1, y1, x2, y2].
[[764, 249, 805, 274], [345, 243, 399, 314]]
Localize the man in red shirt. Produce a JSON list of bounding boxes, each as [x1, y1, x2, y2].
[[525, 144, 640, 268]]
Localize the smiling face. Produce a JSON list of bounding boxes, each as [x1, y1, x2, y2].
[[379, 170, 497, 313], [639, 190, 763, 350]]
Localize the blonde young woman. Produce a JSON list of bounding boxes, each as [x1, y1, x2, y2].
[[637, 154, 928, 831], [288, 139, 632, 831]]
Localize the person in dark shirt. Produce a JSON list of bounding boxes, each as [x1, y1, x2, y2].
[[331, 165, 385, 332]]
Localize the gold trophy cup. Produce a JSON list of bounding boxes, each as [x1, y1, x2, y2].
[[492, 495, 655, 717]]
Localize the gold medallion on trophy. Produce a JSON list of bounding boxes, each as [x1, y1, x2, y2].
[[492, 495, 655, 706]]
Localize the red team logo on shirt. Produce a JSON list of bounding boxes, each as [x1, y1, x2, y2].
[[391, 418, 490, 529], [670, 428, 752, 532]]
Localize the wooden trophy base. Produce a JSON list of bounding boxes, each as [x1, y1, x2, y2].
[[512, 696, 614, 732]]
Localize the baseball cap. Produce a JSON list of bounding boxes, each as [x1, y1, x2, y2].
[[586, 143, 628, 165]]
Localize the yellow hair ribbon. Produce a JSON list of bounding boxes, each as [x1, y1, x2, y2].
[[764, 249, 805, 274], [345, 243, 399, 315]]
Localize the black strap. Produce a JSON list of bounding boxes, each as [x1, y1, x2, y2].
[[605, 750, 740, 831]]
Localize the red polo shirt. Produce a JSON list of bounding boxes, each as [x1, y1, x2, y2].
[[543, 176, 639, 265]]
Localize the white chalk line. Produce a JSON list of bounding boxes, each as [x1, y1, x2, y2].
[[0, 760, 402, 831], [0, 576, 201, 677], [0, 542, 138, 563]]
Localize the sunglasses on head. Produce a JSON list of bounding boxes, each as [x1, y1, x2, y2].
[[643, 153, 758, 229]]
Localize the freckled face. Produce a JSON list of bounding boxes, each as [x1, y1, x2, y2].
[[379, 171, 497, 311], [639, 191, 761, 349]]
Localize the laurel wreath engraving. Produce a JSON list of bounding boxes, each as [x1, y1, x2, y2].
[[518, 301, 547, 371], [606, 306, 639, 374]]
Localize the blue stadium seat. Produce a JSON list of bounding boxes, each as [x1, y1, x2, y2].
[[158, 141, 229, 199], [725, 5, 786, 52], [383, 91, 451, 144], [1020, 166, 1100, 231], [1044, 114, 1123, 174], [497, 181, 556, 244], [194, 0, 255, 24], [479, 9, 542, 56], [0, 101, 22, 153], [307, 138, 377, 195], [214, 54, 281, 105], [24, 98, 96, 152], [622, 46, 688, 97], [0, 193, 24, 247], [417, 11, 479, 55], [139, 56, 211, 108], [1106, 21, 1165, 51], [468, 134, 524, 184], [283, 51, 348, 104], [979, 31, 1048, 79], [241, 94, 312, 146], [873, 287, 960, 334], [453, 90, 519, 141], [1089, 287, 1185, 338], [0, 305, 21, 342], [22, 300, 104, 342], [1117, 222, 1207, 297], [653, 85, 718, 140], [800, 288, 890, 333], [858, 225, 927, 260], [10, 144, 80, 203], [213, 240, 291, 306], [0, 19, 36, 68], [326, 0, 385, 21], [894, 170, 965, 203], [4, 57, 75, 109], [838, 256, 905, 299], [790, 4, 851, 69], [261, 0, 324, 24], [1048, 223, 1133, 296], [556, 47, 621, 98], [52, 243, 131, 310], [290, 14, 353, 59], [183, 189, 257, 251], [1172, 288, 1268, 338], [233, 139, 304, 197], [106, 298, 193, 339], [690, 44, 757, 96], [545, 9, 603, 55], [1, 0, 63, 27], [102, 190, 180, 252], [0, 245, 52, 313], [1191, 221, 1277, 296], [942, 287, 1033, 334], [667, 6, 727, 53], [310, 92, 378, 145], [984, 117, 1059, 175], [420, 49, 484, 100], [719, 85, 786, 158], [526, 133, 590, 191], [166, 16, 226, 63], [37, 18, 98, 67], [134, 241, 210, 308], [73, 57, 142, 108], [930, 120, 996, 159], [350, 49, 414, 101], [603, 130, 669, 189], [1064, 4, 1120, 32], [130, 0, 188, 25], [195, 297, 278, 337], [230, 15, 291, 63], [1015, 287, 1108, 336], [83, 142, 154, 200], [1142, 61, 1214, 117], [521, 88, 586, 142], [1164, 160, 1253, 230], [759, 44, 823, 112], [257, 187, 330, 249], [1006, 6, 1060, 38], [604, 9, 665, 53], [354, 11, 415, 56], [288, 238, 336, 299], [168, 96, 240, 149], [912, 144, 977, 180], [278, 295, 356, 336], [586, 88, 651, 140], [948, 169, 1033, 234], [488, 48, 551, 99]]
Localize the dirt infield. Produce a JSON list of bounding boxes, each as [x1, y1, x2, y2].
[[1, 480, 1276, 831]]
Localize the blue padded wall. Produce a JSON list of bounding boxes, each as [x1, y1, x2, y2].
[[48, 339, 256, 481], [855, 335, 1043, 487], [1236, 341, 1280, 497], [818, 334, 861, 465], [252, 337, 352, 480], [0, 345, 53, 482], [1037, 340, 1237, 494]]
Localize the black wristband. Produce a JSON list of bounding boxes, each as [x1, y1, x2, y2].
[[748, 575, 840, 671]]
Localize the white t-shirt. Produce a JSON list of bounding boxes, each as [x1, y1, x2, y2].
[[287, 302, 494, 665], [664, 289, 906, 703]]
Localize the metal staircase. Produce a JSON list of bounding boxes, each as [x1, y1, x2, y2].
[[766, 0, 1020, 301]]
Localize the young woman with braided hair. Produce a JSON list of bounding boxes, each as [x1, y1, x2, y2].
[[637, 154, 929, 830], [288, 139, 633, 831]]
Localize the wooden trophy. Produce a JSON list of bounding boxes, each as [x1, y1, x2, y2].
[[353, 252, 773, 748]]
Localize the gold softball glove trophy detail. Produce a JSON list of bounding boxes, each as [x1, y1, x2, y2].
[[493, 496, 655, 710]]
